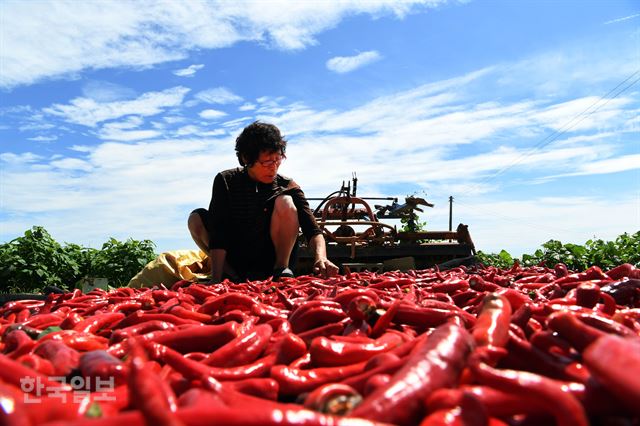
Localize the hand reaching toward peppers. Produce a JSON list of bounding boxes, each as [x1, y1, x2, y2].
[[313, 257, 339, 278]]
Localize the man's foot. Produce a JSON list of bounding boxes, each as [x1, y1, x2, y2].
[[273, 267, 295, 280]]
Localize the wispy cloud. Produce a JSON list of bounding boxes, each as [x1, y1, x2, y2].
[[199, 109, 228, 120], [0, 0, 446, 89], [194, 88, 243, 105], [27, 135, 58, 142], [82, 81, 137, 102], [43, 87, 190, 127], [326, 50, 382, 73], [173, 64, 204, 77], [604, 13, 640, 25]]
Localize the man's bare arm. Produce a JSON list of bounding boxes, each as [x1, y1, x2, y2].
[[208, 248, 227, 283]]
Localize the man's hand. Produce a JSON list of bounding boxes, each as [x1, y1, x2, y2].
[[313, 257, 339, 278]]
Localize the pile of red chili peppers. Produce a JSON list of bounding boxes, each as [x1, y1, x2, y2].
[[1, 261, 639, 425]]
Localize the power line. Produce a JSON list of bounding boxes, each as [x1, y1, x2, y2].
[[451, 69, 640, 233], [465, 68, 640, 193]]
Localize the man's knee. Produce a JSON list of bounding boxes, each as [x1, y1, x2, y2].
[[188, 211, 205, 234], [273, 195, 297, 218]]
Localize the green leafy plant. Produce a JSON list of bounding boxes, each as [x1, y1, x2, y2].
[[0, 227, 80, 293], [399, 212, 428, 233], [90, 238, 157, 287], [478, 231, 640, 270], [0, 226, 157, 293]]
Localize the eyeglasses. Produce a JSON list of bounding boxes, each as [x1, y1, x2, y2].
[[257, 154, 286, 167]]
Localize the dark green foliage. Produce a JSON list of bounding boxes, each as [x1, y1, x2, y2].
[[0, 226, 157, 293], [477, 231, 640, 270], [90, 238, 157, 287]]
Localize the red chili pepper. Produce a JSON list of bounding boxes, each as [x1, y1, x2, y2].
[[503, 330, 586, 383], [369, 298, 401, 338], [351, 323, 473, 426], [114, 311, 202, 329], [494, 288, 531, 312], [419, 390, 487, 426], [147, 340, 277, 382], [290, 305, 348, 334], [575, 281, 600, 309], [0, 381, 31, 426], [0, 352, 72, 392], [38, 329, 109, 351], [346, 295, 377, 323], [203, 323, 272, 367], [469, 357, 588, 426], [583, 334, 640, 416], [334, 288, 381, 311], [546, 311, 606, 352], [80, 350, 129, 387], [16, 353, 56, 376], [106, 301, 143, 313], [529, 330, 574, 356], [472, 294, 511, 349], [309, 332, 403, 367], [73, 312, 125, 334], [127, 340, 183, 426], [468, 275, 500, 292], [429, 278, 470, 294], [109, 320, 176, 344], [197, 292, 257, 315], [554, 263, 569, 278], [33, 339, 80, 377], [165, 305, 212, 323], [392, 304, 461, 331], [59, 311, 85, 330], [289, 300, 341, 322], [271, 360, 368, 396], [3, 329, 36, 359], [265, 332, 308, 365], [427, 385, 549, 418], [21, 312, 66, 329], [141, 322, 239, 354], [297, 318, 349, 345], [303, 383, 362, 415], [224, 377, 280, 401], [572, 311, 637, 337], [251, 302, 288, 322]]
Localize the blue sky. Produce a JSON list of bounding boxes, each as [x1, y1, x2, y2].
[[1, 0, 638, 257]]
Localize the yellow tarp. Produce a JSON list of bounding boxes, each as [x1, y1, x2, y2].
[[127, 250, 209, 288]]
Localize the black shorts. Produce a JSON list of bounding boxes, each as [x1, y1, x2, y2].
[[191, 207, 298, 280]]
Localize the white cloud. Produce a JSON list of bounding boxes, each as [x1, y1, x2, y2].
[[173, 64, 205, 77], [43, 87, 190, 127], [1, 0, 447, 89], [199, 109, 228, 120], [194, 88, 243, 105], [82, 81, 137, 102], [455, 195, 640, 258], [27, 135, 58, 142], [326, 50, 382, 73], [97, 116, 162, 141], [239, 103, 257, 111], [544, 154, 640, 179], [0, 152, 43, 164], [50, 158, 93, 172], [604, 13, 640, 25]]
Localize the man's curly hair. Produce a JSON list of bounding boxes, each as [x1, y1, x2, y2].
[[235, 121, 287, 167]]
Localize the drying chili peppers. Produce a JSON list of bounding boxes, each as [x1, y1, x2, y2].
[[0, 261, 638, 425]]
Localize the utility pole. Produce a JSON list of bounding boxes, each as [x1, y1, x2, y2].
[[448, 196, 453, 232]]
